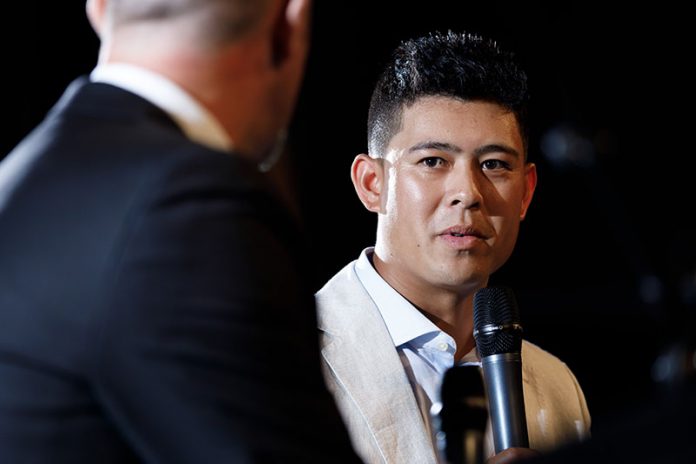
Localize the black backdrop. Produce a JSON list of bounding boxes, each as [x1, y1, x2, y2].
[[2, 2, 693, 438]]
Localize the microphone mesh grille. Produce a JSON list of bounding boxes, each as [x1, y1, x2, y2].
[[473, 286, 523, 357]]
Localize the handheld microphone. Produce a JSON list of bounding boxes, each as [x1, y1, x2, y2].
[[473, 286, 529, 453], [431, 365, 488, 464]]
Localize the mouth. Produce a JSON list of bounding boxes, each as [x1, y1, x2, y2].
[[440, 226, 488, 239]]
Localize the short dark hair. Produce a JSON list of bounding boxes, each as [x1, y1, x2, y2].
[[367, 30, 530, 157]]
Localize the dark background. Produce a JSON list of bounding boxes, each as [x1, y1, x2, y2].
[[2, 2, 693, 439]]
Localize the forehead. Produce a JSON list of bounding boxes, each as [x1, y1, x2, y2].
[[388, 96, 524, 155]]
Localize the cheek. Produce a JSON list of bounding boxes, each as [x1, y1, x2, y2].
[[400, 175, 427, 200], [392, 174, 437, 216], [487, 190, 524, 249], [493, 215, 521, 253], [487, 181, 528, 218], [383, 175, 434, 242]]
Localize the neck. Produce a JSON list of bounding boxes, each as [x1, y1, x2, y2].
[[372, 252, 480, 361], [101, 31, 277, 162], [420, 295, 477, 361]]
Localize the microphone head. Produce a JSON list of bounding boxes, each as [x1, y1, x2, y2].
[[473, 286, 523, 357]]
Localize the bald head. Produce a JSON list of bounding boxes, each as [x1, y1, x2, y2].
[[87, 0, 312, 163], [105, 0, 274, 46]]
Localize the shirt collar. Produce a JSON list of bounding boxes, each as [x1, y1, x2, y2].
[[90, 63, 233, 153], [354, 247, 441, 347], [354, 247, 481, 364]]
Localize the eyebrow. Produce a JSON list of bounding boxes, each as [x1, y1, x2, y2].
[[408, 140, 521, 159], [408, 141, 462, 154]]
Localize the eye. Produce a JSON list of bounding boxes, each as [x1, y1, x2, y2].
[[419, 157, 446, 168], [481, 159, 511, 171]]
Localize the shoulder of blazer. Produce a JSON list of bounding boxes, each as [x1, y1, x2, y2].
[[42, 77, 271, 197], [521, 340, 582, 389], [50, 77, 179, 131], [521, 340, 591, 437], [7, 76, 294, 253], [316, 261, 371, 335]]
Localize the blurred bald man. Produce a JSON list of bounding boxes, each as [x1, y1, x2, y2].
[[0, 1, 360, 462]]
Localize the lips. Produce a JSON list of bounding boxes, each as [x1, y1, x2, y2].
[[439, 225, 489, 239]]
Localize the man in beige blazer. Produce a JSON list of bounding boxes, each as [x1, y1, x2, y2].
[[316, 31, 591, 463]]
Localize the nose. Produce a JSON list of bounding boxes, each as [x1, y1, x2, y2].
[[447, 165, 483, 210]]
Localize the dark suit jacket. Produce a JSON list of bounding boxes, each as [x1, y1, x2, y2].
[[0, 79, 360, 463]]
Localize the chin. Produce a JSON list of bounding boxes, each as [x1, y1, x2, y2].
[[431, 270, 486, 292]]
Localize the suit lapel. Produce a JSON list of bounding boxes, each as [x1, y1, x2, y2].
[[318, 263, 438, 464]]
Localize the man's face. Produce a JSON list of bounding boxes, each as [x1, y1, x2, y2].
[[370, 96, 536, 296]]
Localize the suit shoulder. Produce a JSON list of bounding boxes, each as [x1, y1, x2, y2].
[[315, 259, 379, 336], [521, 340, 587, 411], [522, 340, 564, 362], [316, 260, 361, 301], [521, 342, 592, 443], [522, 340, 575, 375], [521, 340, 588, 400]]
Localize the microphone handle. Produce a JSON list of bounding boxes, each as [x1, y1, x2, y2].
[[481, 352, 529, 453]]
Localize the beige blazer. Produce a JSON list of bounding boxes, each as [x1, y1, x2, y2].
[[316, 260, 591, 464]]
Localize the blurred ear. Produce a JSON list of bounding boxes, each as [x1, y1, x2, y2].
[[272, 0, 311, 67], [86, 0, 107, 37], [351, 154, 384, 214], [520, 162, 537, 220]]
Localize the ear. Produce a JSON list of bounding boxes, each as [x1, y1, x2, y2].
[[520, 162, 537, 220], [271, 0, 311, 67], [86, 0, 107, 37], [351, 154, 384, 214]]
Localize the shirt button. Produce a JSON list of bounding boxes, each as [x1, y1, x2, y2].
[[437, 342, 448, 351]]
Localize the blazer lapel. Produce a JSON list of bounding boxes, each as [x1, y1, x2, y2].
[[318, 263, 438, 464]]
